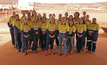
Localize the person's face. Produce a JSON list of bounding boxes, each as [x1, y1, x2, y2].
[[69, 16, 73, 20], [86, 15, 89, 19], [38, 14, 41, 19], [43, 13, 46, 18], [83, 12, 86, 16], [70, 21, 73, 26], [34, 16, 37, 22], [28, 15, 31, 19], [50, 17, 55, 23], [65, 13, 68, 17], [59, 15, 62, 19], [92, 18, 96, 24], [22, 12, 26, 16], [42, 18, 46, 23], [13, 11, 16, 16], [49, 14, 52, 18], [62, 18, 66, 23], [75, 13, 78, 18], [15, 15, 19, 20], [24, 18, 27, 23], [33, 11, 36, 15], [80, 18, 83, 24]]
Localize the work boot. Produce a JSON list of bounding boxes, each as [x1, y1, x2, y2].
[[43, 50, 48, 56], [63, 53, 67, 57], [58, 53, 61, 56], [50, 49, 53, 55], [82, 46, 85, 51], [70, 51, 73, 53]]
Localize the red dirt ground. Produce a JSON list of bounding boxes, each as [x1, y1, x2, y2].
[[0, 34, 107, 65]]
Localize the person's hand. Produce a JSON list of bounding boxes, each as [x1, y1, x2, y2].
[[19, 30, 21, 33], [49, 35, 52, 38], [36, 32, 38, 34], [42, 32, 46, 34], [89, 32, 92, 36], [57, 37, 59, 40], [79, 35, 83, 37], [68, 36, 71, 38], [9, 27, 11, 29], [51, 35, 55, 38], [24, 35, 27, 38], [63, 38, 66, 41]]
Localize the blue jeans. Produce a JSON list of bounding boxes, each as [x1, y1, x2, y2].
[[21, 34, 29, 53], [14, 31, 22, 50], [32, 32, 39, 51], [68, 36, 74, 51], [10, 26, 15, 45], [59, 33, 67, 53]]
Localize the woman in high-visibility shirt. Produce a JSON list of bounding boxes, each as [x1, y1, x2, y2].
[[43, 16, 57, 56], [31, 10, 37, 21], [30, 15, 40, 53], [7, 11, 16, 47], [13, 14, 22, 52], [37, 14, 42, 48], [87, 18, 100, 54], [76, 18, 86, 53], [73, 12, 80, 26], [68, 20, 76, 53], [55, 14, 62, 48], [57, 17, 69, 56], [21, 17, 31, 55], [40, 17, 47, 51], [20, 11, 26, 22]]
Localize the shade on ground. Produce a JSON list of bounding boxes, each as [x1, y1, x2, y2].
[[0, 34, 107, 65]]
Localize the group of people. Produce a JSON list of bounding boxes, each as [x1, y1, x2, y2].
[[7, 10, 100, 56]]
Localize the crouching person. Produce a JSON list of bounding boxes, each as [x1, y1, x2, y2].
[[13, 14, 22, 52], [87, 18, 100, 54], [21, 17, 31, 55], [43, 16, 57, 56]]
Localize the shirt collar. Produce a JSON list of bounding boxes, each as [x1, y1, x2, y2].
[[61, 23, 66, 25], [24, 23, 28, 25]]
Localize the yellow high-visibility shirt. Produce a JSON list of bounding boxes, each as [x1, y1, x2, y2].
[[56, 19, 62, 25], [30, 21, 40, 31], [69, 25, 76, 34], [58, 23, 69, 33], [20, 16, 25, 22], [27, 19, 33, 25], [20, 23, 31, 32], [40, 22, 47, 32], [87, 23, 100, 33], [13, 19, 22, 29], [8, 16, 16, 25], [85, 20, 91, 27], [66, 19, 69, 24], [76, 24, 86, 34], [46, 18, 49, 24], [73, 18, 80, 26], [31, 16, 34, 21], [46, 22, 57, 32]]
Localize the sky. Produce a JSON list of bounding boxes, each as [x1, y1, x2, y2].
[[29, 0, 107, 3]]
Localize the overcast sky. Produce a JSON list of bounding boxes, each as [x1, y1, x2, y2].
[[29, 0, 107, 3]]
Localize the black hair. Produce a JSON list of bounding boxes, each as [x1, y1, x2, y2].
[[74, 12, 80, 18], [69, 19, 74, 26], [15, 14, 19, 16]]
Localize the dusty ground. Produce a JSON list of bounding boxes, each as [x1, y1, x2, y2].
[[0, 9, 107, 65]]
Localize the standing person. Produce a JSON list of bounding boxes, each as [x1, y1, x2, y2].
[[43, 13, 49, 23], [20, 11, 26, 22], [21, 17, 31, 55], [38, 14, 42, 48], [7, 11, 16, 47], [73, 12, 80, 26], [31, 10, 37, 21], [65, 12, 69, 24], [40, 17, 47, 51], [43, 16, 57, 56], [55, 14, 62, 48], [27, 13, 33, 49], [87, 18, 100, 54], [68, 20, 76, 53], [31, 15, 40, 53], [83, 11, 86, 17], [57, 17, 69, 56], [76, 18, 86, 53], [13, 14, 22, 52]]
